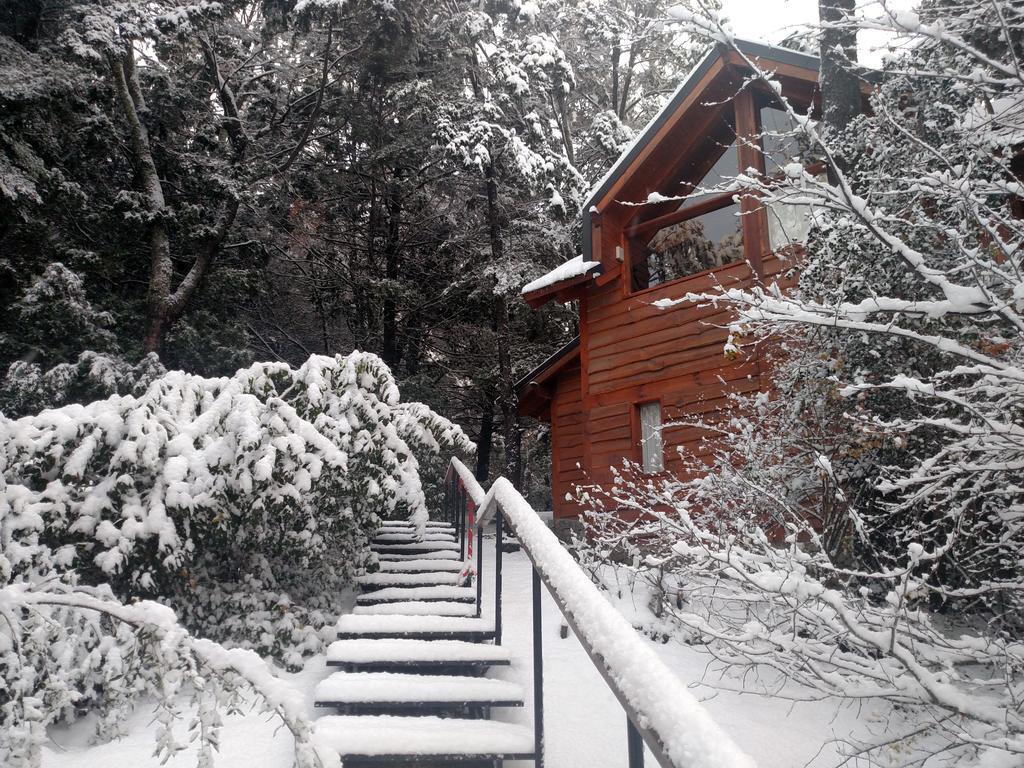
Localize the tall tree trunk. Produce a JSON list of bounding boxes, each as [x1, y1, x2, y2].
[[495, 293, 522, 487], [553, 87, 574, 165], [611, 42, 620, 113], [111, 47, 235, 355], [819, 0, 860, 182], [109, 52, 173, 354], [818, 0, 859, 568], [484, 161, 522, 488], [475, 389, 495, 482], [382, 178, 402, 368], [404, 311, 422, 375], [617, 41, 637, 120]]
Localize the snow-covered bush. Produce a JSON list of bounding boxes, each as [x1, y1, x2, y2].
[[576, 2, 1024, 764], [0, 264, 167, 418], [0, 581, 339, 768], [1, 351, 471, 756], [0, 350, 167, 418]]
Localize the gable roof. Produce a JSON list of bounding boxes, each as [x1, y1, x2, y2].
[[582, 39, 819, 213], [521, 38, 822, 308]]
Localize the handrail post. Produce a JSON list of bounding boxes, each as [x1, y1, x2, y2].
[[494, 509, 503, 645], [532, 568, 545, 768], [627, 717, 644, 768], [475, 524, 484, 618], [460, 489, 468, 561], [444, 476, 450, 524]]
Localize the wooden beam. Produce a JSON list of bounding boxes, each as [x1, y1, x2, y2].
[[627, 191, 738, 240], [592, 57, 728, 213], [723, 50, 819, 84], [734, 87, 769, 277]]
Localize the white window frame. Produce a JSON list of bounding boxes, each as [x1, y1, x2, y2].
[[638, 401, 664, 473]]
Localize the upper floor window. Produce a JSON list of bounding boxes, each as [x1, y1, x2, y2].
[[629, 120, 745, 292], [760, 103, 820, 250]]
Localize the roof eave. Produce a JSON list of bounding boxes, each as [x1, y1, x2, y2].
[[521, 265, 603, 308], [515, 337, 581, 396]]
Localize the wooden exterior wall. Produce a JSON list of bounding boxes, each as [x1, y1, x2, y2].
[[547, 253, 796, 522], [550, 359, 585, 522]]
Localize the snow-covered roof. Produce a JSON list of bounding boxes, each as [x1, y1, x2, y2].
[[521, 255, 601, 295]]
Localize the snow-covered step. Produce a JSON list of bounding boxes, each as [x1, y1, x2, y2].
[[336, 613, 495, 641], [375, 550, 459, 562], [355, 585, 475, 605], [353, 600, 477, 617], [313, 715, 534, 760], [377, 559, 463, 573], [371, 540, 460, 553], [326, 639, 511, 671], [314, 672, 523, 709], [377, 521, 454, 531], [356, 571, 461, 589], [373, 532, 456, 543]]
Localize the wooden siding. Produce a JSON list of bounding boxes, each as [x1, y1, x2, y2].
[[550, 360, 585, 520], [579, 253, 795, 491], [538, 252, 798, 521]]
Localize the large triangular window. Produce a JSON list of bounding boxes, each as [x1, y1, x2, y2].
[[628, 110, 745, 292]]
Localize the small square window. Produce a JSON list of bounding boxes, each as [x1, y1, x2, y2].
[[638, 402, 664, 473]]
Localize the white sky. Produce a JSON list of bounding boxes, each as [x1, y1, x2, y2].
[[720, 0, 820, 42], [717, 0, 917, 65]]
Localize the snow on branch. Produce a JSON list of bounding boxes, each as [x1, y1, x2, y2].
[[1, 351, 472, 762], [2, 583, 340, 768], [479, 478, 757, 768]]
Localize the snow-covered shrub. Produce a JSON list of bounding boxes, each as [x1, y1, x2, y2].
[[0, 263, 168, 417], [0, 350, 167, 418], [0, 581, 339, 768], [575, 3, 1024, 765], [1, 351, 471, 753]]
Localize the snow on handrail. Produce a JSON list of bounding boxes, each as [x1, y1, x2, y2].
[[445, 456, 486, 507], [476, 476, 757, 768]]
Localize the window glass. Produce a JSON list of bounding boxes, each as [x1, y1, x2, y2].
[[639, 402, 664, 473], [760, 105, 823, 250], [631, 201, 743, 291], [678, 139, 740, 207], [759, 105, 816, 172], [767, 196, 812, 250]]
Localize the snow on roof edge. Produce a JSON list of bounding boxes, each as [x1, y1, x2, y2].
[[521, 255, 601, 295]]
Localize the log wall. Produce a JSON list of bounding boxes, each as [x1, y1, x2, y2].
[[548, 252, 797, 521]]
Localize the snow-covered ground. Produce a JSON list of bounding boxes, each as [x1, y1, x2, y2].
[[488, 538, 878, 768], [43, 529, 884, 768]]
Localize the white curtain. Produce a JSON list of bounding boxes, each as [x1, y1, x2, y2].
[[639, 402, 664, 473]]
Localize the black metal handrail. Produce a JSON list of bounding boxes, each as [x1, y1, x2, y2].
[[443, 459, 486, 620], [443, 460, 757, 768]]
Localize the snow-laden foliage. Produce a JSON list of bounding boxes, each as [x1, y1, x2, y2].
[[0, 583, 339, 768], [0, 264, 168, 418], [577, 2, 1024, 765], [1, 351, 471, 760]]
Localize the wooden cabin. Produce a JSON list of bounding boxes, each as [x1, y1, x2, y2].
[[517, 40, 830, 540]]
